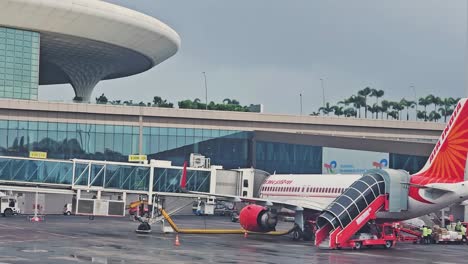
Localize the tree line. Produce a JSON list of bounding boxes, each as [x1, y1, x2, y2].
[[313, 87, 460, 122], [95, 94, 251, 112]]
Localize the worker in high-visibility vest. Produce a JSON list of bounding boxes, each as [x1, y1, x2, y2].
[[456, 219, 462, 232], [427, 227, 433, 244], [420, 226, 429, 244], [461, 225, 467, 244]]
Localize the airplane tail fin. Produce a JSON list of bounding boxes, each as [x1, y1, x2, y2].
[[413, 98, 468, 183]]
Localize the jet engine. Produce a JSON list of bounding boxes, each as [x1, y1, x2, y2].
[[239, 204, 277, 232]]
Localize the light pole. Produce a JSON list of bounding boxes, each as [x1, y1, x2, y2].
[[300, 93, 303, 115], [320, 78, 325, 109], [202, 72, 208, 110]]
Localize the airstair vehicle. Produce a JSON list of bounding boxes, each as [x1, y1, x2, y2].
[[315, 169, 410, 249]]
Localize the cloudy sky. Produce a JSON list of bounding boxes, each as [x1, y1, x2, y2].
[[39, 0, 466, 115]]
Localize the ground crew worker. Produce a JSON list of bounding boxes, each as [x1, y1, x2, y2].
[[461, 225, 467, 244], [455, 219, 462, 232], [427, 226, 433, 244], [420, 225, 428, 244]]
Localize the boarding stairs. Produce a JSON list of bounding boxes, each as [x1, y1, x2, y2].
[[315, 169, 410, 249]]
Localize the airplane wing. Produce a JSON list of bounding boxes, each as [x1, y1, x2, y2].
[[185, 191, 325, 213]]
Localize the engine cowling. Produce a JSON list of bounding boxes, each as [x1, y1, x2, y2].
[[239, 204, 277, 232]]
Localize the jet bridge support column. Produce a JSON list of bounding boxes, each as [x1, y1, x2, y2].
[[148, 160, 156, 205]]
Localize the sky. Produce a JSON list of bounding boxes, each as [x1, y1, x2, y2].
[[38, 0, 466, 115]]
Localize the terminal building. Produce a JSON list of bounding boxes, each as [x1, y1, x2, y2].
[[0, 0, 441, 175], [0, 0, 464, 221]]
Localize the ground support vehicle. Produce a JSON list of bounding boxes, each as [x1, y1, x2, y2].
[[336, 223, 398, 250], [0, 194, 21, 217]]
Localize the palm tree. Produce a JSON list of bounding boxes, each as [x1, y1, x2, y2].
[[370, 88, 385, 105], [310, 112, 320, 116], [348, 95, 366, 118], [381, 100, 391, 119], [428, 110, 441, 122], [388, 110, 399, 120], [367, 104, 379, 119], [318, 102, 334, 116], [400, 98, 416, 121], [222, 98, 232, 104], [358, 87, 372, 118], [418, 97, 431, 121], [332, 106, 344, 117], [391, 102, 404, 121], [426, 94, 441, 112], [433, 96, 442, 112], [416, 110, 427, 121], [439, 97, 455, 122], [343, 108, 357, 117], [438, 107, 453, 122]]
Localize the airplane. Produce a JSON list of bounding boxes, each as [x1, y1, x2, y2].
[[175, 98, 468, 243]]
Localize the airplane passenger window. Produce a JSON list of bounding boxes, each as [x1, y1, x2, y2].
[[302, 187, 305, 192]]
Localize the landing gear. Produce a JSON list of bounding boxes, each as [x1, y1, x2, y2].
[[291, 224, 315, 241]]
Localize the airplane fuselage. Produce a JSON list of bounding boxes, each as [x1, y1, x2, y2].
[[259, 173, 468, 221]]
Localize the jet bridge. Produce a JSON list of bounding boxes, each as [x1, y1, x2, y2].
[[0, 156, 214, 216]]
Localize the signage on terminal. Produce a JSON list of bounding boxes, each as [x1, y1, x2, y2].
[[29, 151, 47, 159], [128, 155, 147, 162]]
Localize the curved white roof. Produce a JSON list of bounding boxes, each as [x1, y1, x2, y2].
[[0, 0, 181, 101]]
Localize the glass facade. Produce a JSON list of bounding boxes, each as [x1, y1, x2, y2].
[[389, 153, 428, 174], [0, 118, 428, 175], [145, 128, 251, 169], [0, 120, 139, 161], [255, 141, 322, 174], [0, 119, 250, 169], [0, 27, 40, 100]]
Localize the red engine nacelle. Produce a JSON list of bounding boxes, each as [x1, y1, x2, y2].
[[239, 204, 277, 232]]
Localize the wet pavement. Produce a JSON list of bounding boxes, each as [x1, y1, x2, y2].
[[0, 215, 465, 263]]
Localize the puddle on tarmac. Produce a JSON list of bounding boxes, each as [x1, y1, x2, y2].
[[20, 249, 49, 253], [70, 254, 125, 264]]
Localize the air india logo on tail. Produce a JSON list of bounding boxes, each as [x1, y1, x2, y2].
[[410, 99, 468, 203]]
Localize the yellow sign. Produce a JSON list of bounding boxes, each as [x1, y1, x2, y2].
[[128, 155, 147, 162], [30, 151, 47, 159]]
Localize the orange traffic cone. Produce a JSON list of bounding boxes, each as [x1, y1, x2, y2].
[[174, 234, 181, 246], [244, 232, 248, 238]]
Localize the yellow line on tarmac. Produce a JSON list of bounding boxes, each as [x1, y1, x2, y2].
[[160, 209, 293, 236]]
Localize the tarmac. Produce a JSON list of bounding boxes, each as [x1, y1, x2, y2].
[[0, 215, 466, 264]]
